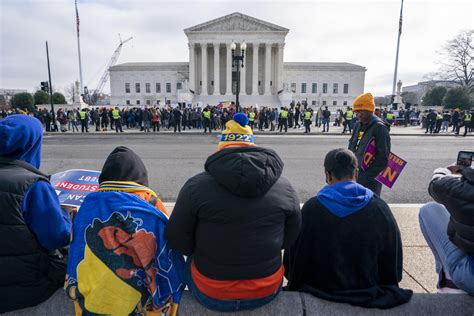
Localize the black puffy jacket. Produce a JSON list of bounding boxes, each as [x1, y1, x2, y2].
[[429, 167, 474, 257], [0, 159, 63, 313], [166, 146, 301, 280]]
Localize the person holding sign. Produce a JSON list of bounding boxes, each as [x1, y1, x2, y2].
[[348, 93, 391, 196]]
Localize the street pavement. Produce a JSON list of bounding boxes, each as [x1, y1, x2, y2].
[[38, 133, 474, 294], [51, 123, 474, 136], [41, 133, 473, 203]]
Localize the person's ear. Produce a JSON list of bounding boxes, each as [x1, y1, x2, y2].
[[325, 171, 332, 184]]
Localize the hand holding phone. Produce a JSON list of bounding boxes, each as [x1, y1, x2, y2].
[[456, 151, 473, 168]]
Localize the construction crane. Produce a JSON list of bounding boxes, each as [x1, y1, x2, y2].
[[87, 34, 133, 104]]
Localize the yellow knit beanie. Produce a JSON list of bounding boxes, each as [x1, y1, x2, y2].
[[353, 93, 375, 112], [218, 113, 256, 151]]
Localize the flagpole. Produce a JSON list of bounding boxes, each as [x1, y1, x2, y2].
[[392, 0, 404, 96], [75, 0, 84, 95]]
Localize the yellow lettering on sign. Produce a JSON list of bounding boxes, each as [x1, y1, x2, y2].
[[382, 167, 398, 182], [364, 152, 373, 166]]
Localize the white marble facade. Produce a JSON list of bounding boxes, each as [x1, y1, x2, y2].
[[109, 12, 366, 108]]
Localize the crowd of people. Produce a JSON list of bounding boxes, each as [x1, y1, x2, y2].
[[0, 93, 473, 315], [1, 102, 472, 137], [421, 108, 473, 136]]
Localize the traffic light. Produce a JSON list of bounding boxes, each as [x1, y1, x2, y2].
[[41, 81, 49, 92]]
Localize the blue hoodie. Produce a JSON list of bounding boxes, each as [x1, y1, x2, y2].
[[317, 181, 374, 218], [0, 115, 71, 250]]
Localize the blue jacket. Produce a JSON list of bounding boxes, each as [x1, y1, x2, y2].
[[0, 115, 71, 250]]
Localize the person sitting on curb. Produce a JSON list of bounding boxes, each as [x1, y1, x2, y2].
[[0, 115, 72, 313], [66, 146, 184, 315], [419, 164, 474, 294], [166, 113, 301, 313], [284, 148, 412, 309]]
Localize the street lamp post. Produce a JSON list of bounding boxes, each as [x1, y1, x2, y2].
[[231, 41, 246, 112]]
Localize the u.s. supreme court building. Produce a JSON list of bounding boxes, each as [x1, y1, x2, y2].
[[110, 12, 366, 108]]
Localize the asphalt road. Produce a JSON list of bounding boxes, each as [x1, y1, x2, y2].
[[41, 134, 473, 203]]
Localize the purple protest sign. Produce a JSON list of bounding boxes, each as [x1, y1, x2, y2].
[[361, 139, 407, 188]]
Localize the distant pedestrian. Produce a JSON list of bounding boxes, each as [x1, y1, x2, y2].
[[457, 110, 472, 136], [173, 107, 182, 133], [202, 107, 211, 133], [322, 106, 331, 132], [304, 108, 312, 133], [441, 111, 451, 133], [112, 107, 123, 133], [79, 108, 88, 133], [425, 110, 437, 134], [342, 107, 354, 134], [451, 110, 460, 132], [433, 112, 443, 133], [151, 108, 160, 132], [279, 107, 289, 132]]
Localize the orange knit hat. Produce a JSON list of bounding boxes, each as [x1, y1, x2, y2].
[[353, 93, 375, 112]]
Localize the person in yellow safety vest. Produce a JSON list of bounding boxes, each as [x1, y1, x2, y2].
[[203, 108, 212, 133], [342, 107, 354, 134], [461, 111, 472, 137], [279, 107, 289, 133], [79, 109, 88, 133], [386, 112, 395, 126], [304, 109, 312, 134], [248, 111, 256, 130], [112, 107, 123, 133]]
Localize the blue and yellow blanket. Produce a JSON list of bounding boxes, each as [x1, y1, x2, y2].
[[66, 190, 184, 315]]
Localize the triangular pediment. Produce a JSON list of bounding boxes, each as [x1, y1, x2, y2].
[[185, 12, 288, 33]]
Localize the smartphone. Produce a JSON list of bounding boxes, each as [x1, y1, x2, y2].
[[457, 151, 474, 168]]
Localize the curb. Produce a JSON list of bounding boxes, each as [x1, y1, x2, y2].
[[162, 202, 424, 208], [43, 131, 474, 137]]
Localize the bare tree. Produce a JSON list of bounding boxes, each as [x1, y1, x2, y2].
[[401, 91, 419, 105], [438, 30, 473, 92], [65, 83, 76, 104], [374, 96, 391, 108]]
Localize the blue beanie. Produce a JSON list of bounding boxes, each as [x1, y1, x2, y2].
[[232, 113, 249, 127]]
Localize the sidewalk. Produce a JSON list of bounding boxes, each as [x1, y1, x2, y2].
[[44, 124, 474, 137], [162, 203, 438, 294]]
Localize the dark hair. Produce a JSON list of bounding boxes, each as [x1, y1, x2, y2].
[[324, 148, 358, 180]]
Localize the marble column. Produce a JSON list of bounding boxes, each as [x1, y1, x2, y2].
[[213, 43, 220, 96], [188, 43, 195, 92], [226, 43, 232, 95], [277, 43, 284, 93], [201, 43, 208, 96], [239, 43, 246, 95], [264, 43, 272, 95], [252, 43, 259, 95]]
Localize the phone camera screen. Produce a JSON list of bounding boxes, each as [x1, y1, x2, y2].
[[458, 152, 473, 167]]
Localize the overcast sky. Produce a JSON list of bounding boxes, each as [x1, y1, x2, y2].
[[1, 0, 472, 96]]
